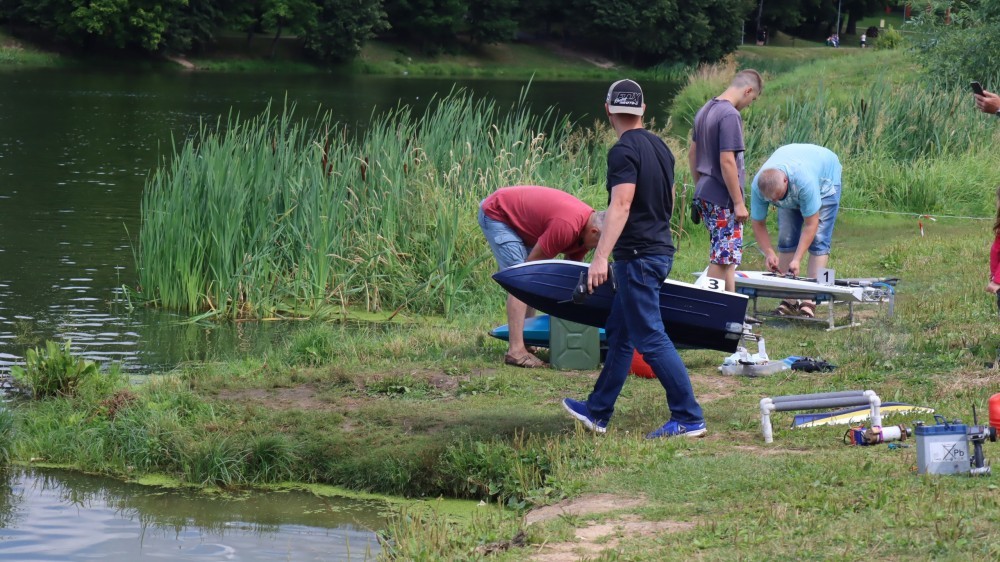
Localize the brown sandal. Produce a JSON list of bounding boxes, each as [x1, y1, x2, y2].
[[504, 353, 548, 369], [798, 300, 817, 318], [774, 300, 799, 316]]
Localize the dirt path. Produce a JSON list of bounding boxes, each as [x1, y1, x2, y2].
[[520, 493, 696, 561]]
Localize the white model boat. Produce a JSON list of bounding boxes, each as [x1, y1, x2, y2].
[[693, 270, 897, 304]]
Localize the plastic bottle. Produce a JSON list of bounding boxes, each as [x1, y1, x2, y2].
[[989, 392, 1000, 431]]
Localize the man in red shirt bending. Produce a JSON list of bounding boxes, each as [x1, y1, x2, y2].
[[479, 185, 605, 368]]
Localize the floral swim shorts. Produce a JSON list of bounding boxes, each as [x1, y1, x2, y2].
[[694, 198, 743, 266]]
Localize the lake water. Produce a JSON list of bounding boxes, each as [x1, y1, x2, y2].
[[0, 68, 679, 375], [0, 467, 383, 561]]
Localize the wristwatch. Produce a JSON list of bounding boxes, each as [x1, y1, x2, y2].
[[995, 109, 1000, 117]]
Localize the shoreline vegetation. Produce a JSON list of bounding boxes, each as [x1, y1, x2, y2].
[[1, 29, 853, 81], [0, 28, 648, 78], [5, 35, 1000, 560]]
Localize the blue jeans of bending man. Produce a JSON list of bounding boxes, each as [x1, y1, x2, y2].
[[585, 255, 705, 426], [776, 183, 842, 256]]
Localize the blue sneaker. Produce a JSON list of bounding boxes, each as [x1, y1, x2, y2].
[[562, 398, 607, 434], [645, 420, 707, 439]]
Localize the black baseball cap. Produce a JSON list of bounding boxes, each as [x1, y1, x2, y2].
[[606, 79, 644, 115]]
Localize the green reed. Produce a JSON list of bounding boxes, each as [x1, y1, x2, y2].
[[138, 89, 594, 319]]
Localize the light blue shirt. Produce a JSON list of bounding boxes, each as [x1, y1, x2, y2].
[[750, 144, 842, 221]]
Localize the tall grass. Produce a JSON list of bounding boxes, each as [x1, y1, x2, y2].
[[138, 90, 602, 320], [672, 50, 1000, 217]]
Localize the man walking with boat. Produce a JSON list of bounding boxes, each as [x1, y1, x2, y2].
[[479, 185, 605, 368], [750, 143, 843, 318], [561, 79, 707, 439]]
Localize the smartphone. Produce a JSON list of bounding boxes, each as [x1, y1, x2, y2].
[[972, 81, 985, 95]]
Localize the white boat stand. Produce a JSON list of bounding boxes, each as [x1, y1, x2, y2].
[[760, 390, 882, 443], [743, 284, 894, 332]]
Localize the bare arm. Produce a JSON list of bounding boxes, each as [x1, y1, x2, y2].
[[788, 214, 820, 276], [751, 219, 779, 273], [588, 183, 634, 291], [720, 151, 748, 222], [525, 245, 549, 262]]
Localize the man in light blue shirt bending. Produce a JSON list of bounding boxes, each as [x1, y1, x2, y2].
[[749, 144, 842, 318]]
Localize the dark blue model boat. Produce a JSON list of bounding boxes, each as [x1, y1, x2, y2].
[[492, 259, 749, 353]]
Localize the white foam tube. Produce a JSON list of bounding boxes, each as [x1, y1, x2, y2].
[[757, 338, 769, 362], [771, 390, 866, 403], [760, 398, 775, 443], [866, 390, 882, 427]]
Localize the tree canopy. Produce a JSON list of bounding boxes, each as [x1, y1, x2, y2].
[[0, 0, 884, 66]]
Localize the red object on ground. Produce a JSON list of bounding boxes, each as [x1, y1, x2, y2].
[[630, 350, 655, 379], [989, 392, 1000, 431]]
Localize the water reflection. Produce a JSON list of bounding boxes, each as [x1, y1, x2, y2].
[[0, 467, 382, 560]]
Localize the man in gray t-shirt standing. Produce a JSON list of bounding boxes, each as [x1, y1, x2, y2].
[[688, 70, 763, 292]]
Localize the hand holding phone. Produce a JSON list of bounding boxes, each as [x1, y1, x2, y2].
[[972, 81, 985, 95]]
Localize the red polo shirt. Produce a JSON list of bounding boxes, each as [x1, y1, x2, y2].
[[481, 185, 593, 261]]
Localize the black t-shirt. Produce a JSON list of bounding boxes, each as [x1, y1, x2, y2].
[[606, 128, 675, 260]]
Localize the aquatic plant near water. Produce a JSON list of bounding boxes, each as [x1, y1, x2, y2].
[[10, 340, 100, 399]]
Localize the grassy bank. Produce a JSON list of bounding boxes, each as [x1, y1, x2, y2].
[[0, 31, 60, 67], [179, 34, 686, 79], [6, 44, 1000, 560], [8, 209, 1000, 559], [0, 29, 666, 79]]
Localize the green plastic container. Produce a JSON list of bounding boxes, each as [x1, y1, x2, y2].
[[550, 317, 600, 370]]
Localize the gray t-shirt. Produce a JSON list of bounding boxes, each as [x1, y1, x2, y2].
[[691, 98, 745, 208]]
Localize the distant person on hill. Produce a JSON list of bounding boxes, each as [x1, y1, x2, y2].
[[479, 185, 605, 368], [756, 26, 767, 46], [750, 144, 843, 319], [688, 69, 764, 292], [860, 33, 867, 48], [561, 79, 707, 439]]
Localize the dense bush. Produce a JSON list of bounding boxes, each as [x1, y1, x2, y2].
[[910, 1, 1000, 86], [874, 25, 903, 50]]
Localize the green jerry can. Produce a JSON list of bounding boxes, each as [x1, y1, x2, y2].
[[549, 316, 600, 370]]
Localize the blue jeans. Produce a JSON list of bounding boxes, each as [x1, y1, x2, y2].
[[478, 205, 529, 271], [776, 183, 841, 256], [586, 255, 704, 425]]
